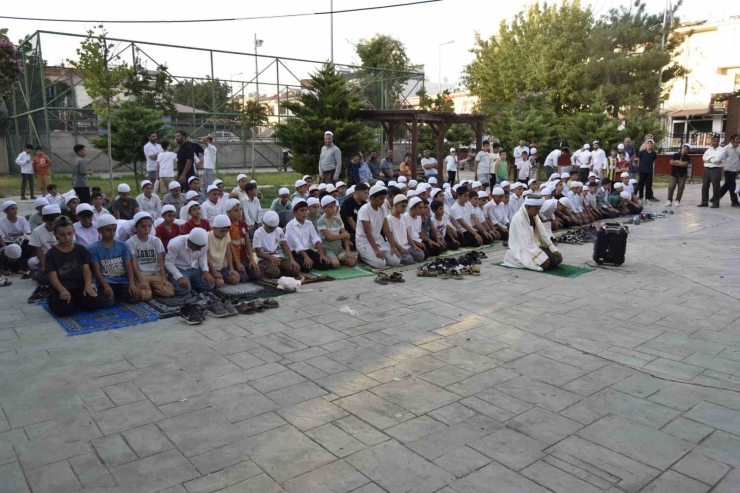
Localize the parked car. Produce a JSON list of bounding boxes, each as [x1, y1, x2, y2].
[[212, 131, 242, 142]]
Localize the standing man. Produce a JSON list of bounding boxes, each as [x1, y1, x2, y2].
[[15, 144, 35, 200], [358, 152, 373, 182], [635, 139, 659, 203], [699, 135, 724, 208], [143, 131, 162, 184], [380, 149, 395, 181], [346, 151, 362, 185], [72, 144, 93, 204], [543, 147, 565, 179], [513, 139, 529, 179], [367, 151, 381, 180], [188, 136, 204, 178], [421, 149, 439, 183], [591, 141, 607, 179], [623, 137, 636, 174], [175, 130, 196, 188], [474, 141, 492, 190], [576, 143, 592, 182], [666, 143, 691, 207], [444, 148, 458, 185], [202, 135, 217, 186], [719, 134, 740, 208], [319, 131, 342, 184]]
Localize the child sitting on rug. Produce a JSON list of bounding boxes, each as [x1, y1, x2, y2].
[[419, 199, 446, 256], [182, 201, 211, 234], [356, 184, 402, 269], [224, 198, 262, 282], [208, 214, 241, 289], [286, 198, 332, 272], [450, 186, 483, 247], [73, 204, 100, 248], [180, 191, 201, 221], [127, 212, 174, 301], [163, 182, 186, 216], [470, 191, 495, 243], [403, 197, 429, 262], [165, 228, 214, 296], [253, 211, 301, 279], [28, 204, 62, 287], [484, 187, 509, 241], [45, 216, 108, 317], [155, 205, 181, 252], [307, 197, 322, 229], [431, 200, 460, 251], [89, 214, 140, 304], [317, 196, 357, 268], [387, 194, 421, 265], [201, 185, 222, 222]]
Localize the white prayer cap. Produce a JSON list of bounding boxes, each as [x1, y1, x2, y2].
[[169, 181, 181, 190], [278, 187, 290, 196], [551, 173, 561, 179], [523, 190, 533, 197], [206, 185, 218, 193], [450, 147, 456, 152], [213, 214, 231, 228], [620, 191, 632, 200], [492, 187, 505, 196], [161, 205, 177, 215], [524, 194, 545, 207], [388, 181, 398, 187], [250, 179, 257, 184], [408, 197, 423, 208], [588, 172, 596, 178], [309, 185, 319, 192], [237, 174, 248, 182], [431, 188, 442, 198], [141, 180, 153, 188], [133, 211, 152, 225], [528, 179, 537, 185], [324, 130, 333, 136], [407, 190, 418, 198], [346, 186, 355, 196], [563, 172, 572, 178], [63, 190, 78, 203], [618, 143, 625, 150], [571, 181, 582, 188], [291, 198, 308, 209], [336, 181, 346, 188], [213, 179, 224, 186], [263, 211, 279, 227], [477, 191, 488, 199], [96, 214, 118, 229], [188, 176, 199, 184], [295, 179, 307, 188], [629, 179, 638, 185], [303, 175, 312, 181], [397, 182, 407, 190], [512, 182, 525, 189], [183, 201, 200, 216], [76, 203, 93, 214], [583, 143, 590, 149], [117, 183, 131, 193], [318, 183, 328, 190], [592, 141, 599, 145], [614, 182, 624, 189], [224, 198, 241, 212], [153, 218, 165, 228], [1, 200, 16, 211], [501, 181, 510, 188], [307, 197, 320, 207], [443, 183, 451, 189], [473, 181, 482, 188], [543, 186, 555, 195], [188, 227, 208, 246], [393, 194, 408, 205], [408, 180, 418, 188], [42, 204, 61, 215], [325, 185, 337, 193], [34, 197, 49, 208], [415, 183, 428, 192], [681, 143, 692, 149], [369, 184, 387, 196], [529, 147, 537, 155], [185, 190, 199, 200], [4, 244, 21, 260], [452, 185, 460, 192], [321, 195, 336, 207], [621, 172, 630, 178], [429, 177, 438, 185], [558, 197, 571, 207], [397, 176, 407, 183]]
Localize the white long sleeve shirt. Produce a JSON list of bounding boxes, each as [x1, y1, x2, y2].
[[285, 218, 321, 252], [15, 151, 33, 175], [136, 193, 162, 219], [591, 148, 607, 170], [203, 144, 217, 170], [723, 145, 740, 173], [165, 234, 209, 279], [200, 199, 222, 222], [703, 146, 724, 169], [544, 149, 561, 168], [507, 195, 524, 219], [242, 196, 262, 226]]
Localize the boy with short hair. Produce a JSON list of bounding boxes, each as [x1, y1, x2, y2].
[[155, 141, 177, 194], [155, 205, 181, 251], [137, 180, 162, 218], [188, 176, 206, 204], [292, 180, 309, 201], [356, 184, 402, 269], [208, 214, 241, 289], [517, 151, 531, 182], [317, 196, 357, 268], [45, 184, 65, 208], [340, 182, 368, 248], [430, 200, 460, 250], [286, 198, 332, 271], [242, 182, 262, 232], [182, 201, 212, 234], [165, 228, 214, 296], [253, 211, 301, 278], [468, 192, 494, 244], [180, 191, 201, 221], [404, 197, 430, 261], [387, 194, 420, 265], [224, 198, 262, 282], [113, 184, 140, 220], [89, 214, 141, 304], [91, 192, 110, 222], [450, 186, 483, 247], [127, 211, 174, 300], [419, 199, 446, 256]]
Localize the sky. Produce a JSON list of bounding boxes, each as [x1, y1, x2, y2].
[[3, 0, 713, 98]]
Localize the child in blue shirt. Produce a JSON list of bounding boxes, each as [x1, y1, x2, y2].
[[88, 214, 141, 304]]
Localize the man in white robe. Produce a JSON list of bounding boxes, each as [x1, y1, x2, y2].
[[503, 194, 562, 271]]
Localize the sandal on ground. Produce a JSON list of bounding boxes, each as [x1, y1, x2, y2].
[[389, 272, 405, 283], [437, 267, 449, 279], [375, 273, 389, 285], [258, 298, 279, 309], [449, 269, 463, 280], [476, 251, 488, 259], [471, 266, 481, 276], [417, 269, 438, 277], [459, 266, 472, 275], [236, 302, 257, 314]]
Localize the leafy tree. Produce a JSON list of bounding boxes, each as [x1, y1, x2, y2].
[[356, 34, 415, 109], [90, 101, 168, 190], [173, 77, 232, 113], [487, 94, 559, 153], [0, 29, 22, 98], [446, 124, 477, 150], [275, 63, 376, 176], [620, 100, 665, 147], [240, 99, 269, 178], [123, 60, 176, 117], [559, 92, 621, 150], [68, 26, 130, 195]]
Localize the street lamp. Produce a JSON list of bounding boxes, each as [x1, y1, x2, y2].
[[438, 40, 454, 96], [252, 35, 264, 179]]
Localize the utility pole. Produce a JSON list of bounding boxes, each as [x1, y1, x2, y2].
[[330, 0, 334, 63], [252, 35, 264, 179], [656, 0, 669, 111]]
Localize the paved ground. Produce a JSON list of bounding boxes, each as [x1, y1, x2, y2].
[[2, 183, 740, 493]]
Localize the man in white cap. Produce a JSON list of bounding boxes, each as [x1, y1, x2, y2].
[[202, 135, 217, 186], [0, 201, 30, 247], [286, 198, 332, 271], [575, 143, 592, 182], [253, 211, 301, 278], [319, 131, 342, 184], [163, 181, 186, 216], [0, 243, 25, 276], [126, 211, 174, 300], [544, 147, 566, 180], [504, 194, 561, 271], [113, 184, 140, 221], [356, 184, 402, 268], [136, 180, 162, 219], [293, 180, 309, 201], [165, 227, 214, 296], [444, 148, 458, 185], [89, 213, 141, 303], [591, 141, 607, 179], [73, 203, 100, 248]]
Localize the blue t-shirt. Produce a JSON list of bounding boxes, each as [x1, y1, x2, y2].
[[89, 240, 131, 284]]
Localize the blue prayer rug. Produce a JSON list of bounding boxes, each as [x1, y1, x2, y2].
[[41, 301, 160, 336]]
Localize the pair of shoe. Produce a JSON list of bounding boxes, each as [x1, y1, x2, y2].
[[27, 285, 50, 303], [206, 296, 238, 318], [179, 303, 207, 325], [710, 202, 720, 209]]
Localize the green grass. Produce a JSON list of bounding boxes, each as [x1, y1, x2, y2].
[[0, 171, 303, 208]]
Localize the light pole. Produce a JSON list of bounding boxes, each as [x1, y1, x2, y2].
[[438, 40, 454, 95], [330, 0, 334, 63], [252, 35, 264, 179]]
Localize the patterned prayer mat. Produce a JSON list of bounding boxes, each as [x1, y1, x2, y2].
[[144, 293, 206, 319], [493, 261, 596, 278], [310, 266, 374, 281], [41, 301, 160, 336]]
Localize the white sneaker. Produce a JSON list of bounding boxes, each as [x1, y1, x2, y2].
[[673, 201, 680, 207], [664, 200, 672, 207]]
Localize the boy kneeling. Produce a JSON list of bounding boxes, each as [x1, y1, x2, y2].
[[126, 212, 174, 300], [209, 214, 242, 288], [89, 214, 140, 305], [317, 195, 357, 268], [286, 198, 332, 271], [253, 211, 301, 278], [165, 228, 214, 295]]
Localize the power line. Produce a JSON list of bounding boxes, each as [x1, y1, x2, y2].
[[0, 0, 442, 24]]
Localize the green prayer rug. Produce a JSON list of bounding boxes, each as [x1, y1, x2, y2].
[[493, 261, 596, 278], [311, 266, 375, 280]]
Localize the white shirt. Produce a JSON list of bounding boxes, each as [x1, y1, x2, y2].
[[157, 151, 177, 177], [29, 224, 57, 253], [285, 218, 321, 252], [483, 200, 499, 226], [203, 144, 217, 170], [45, 193, 65, 208], [127, 235, 165, 276], [93, 206, 111, 222], [253, 226, 286, 258], [450, 202, 474, 233], [473, 206, 486, 226], [703, 146, 725, 169], [356, 203, 387, 248], [387, 214, 411, 249], [15, 151, 33, 175], [723, 145, 740, 173], [200, 199, 222, 222], [576, 150, 592, 169], [73, 222, 100, 248], [431, 213, 452, 239], [444, 155, 458, 172], [508, 195, 524, 219], [165, 234, 209, 279], [136, 193, 162, 219], [571, 149, 582, 166], [591, 148, 607, 170], [405, 213, 423, 243], [475, 151, 491, 176], [0, 216, 30, 243], [242, 196, 263, 226], [496, 201, 511, 225], [567, 191, 584, 213], [514, 145, 529, 165], [144, 142, 163, 172], [421, 157, 438, 177], [544, 149, 561, 168]]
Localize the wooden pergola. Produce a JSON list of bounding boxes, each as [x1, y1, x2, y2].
[[358, 109, 487, 177]]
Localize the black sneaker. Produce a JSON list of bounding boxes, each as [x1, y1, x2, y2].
[[220, 298, 238, 316], [27, 286, 49, 304], [179, 303, 203, 325], [207, 297, 230, 318]]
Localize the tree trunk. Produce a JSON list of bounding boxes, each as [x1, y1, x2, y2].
[[107, 106, 114, 197], [250, 126, 256, 180], [133, 160, 139, 194]]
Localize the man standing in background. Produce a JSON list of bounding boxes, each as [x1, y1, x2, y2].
[[421, 149, 439, 182], [367, 151, 381, 180], [380, 149, 395, 182], [636, 139, 659, 203], [444, 148, 458, 185], [143, 132, 162, 184], [513, 139, 529, 180], [202, 135, 218, 186], [544, 147, 564, 179], [319, 131, 342, 184], [175, 130, 196, 187], [72, 144, 94, 204], [15, 144, 35, 200], [719, 134, 740, 207], [591, 141, 607, 179]]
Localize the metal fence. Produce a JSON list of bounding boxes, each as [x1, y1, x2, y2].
[[5, 30, 425, 174], [660, 131, 724, 152]]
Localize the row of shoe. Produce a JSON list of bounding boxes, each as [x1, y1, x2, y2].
[[180, 295, 280, 324], [416, 250, 488, 279]]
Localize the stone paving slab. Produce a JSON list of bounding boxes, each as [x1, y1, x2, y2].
[[1, 183, 740, 492]]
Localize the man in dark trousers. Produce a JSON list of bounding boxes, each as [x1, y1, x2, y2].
[[175, 130, 196, 189], [635, 139, 659, 203], [719, 134, 740, 208]]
